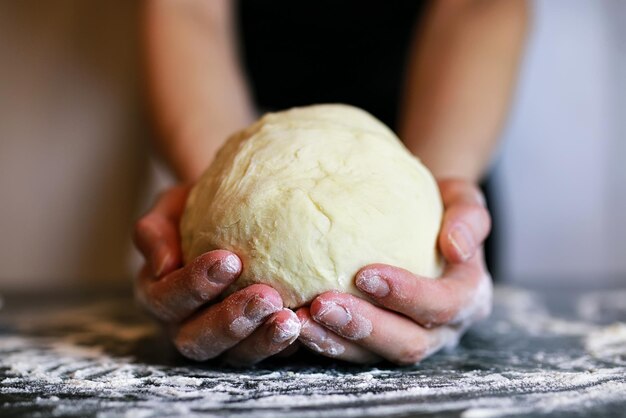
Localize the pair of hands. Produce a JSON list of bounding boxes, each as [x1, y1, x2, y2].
[[133, 179, 492, 366]]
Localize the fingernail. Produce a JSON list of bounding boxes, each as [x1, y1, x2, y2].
[[314, 302, 351, 328], [270, 313, 301, 343], [221, 254, 241, 274], [356, 274, 390, 298], [208, 254, 241, 283], [244, 295, 279, 321], [448, 223, 474, 261]]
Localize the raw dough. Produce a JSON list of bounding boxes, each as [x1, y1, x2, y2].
[[181, 104, 443, 308]]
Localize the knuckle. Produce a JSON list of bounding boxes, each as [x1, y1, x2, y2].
[[179, 258, 223, 305], [186, 267, 213, 301]]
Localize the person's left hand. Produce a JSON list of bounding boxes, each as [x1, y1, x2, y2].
[[295, 179, 493, 364]]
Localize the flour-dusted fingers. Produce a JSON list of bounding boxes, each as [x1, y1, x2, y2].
[[174, 284, 282, 361], [133, 185, 191, 277], [224, 309, 301, 366], [356, 253, 492, 329], [135, 250, 242, 323], [310, 292, 463, 365], [296, 308, 381, 364], [437, 179, 491, 263]]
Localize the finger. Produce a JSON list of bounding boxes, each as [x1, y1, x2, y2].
[[355, 256, 492, 328], [224, 309, 301, 366], [136, 250, 242, 323], [310, 292, 462, 365], [174, 284, 282, 361], [133, 185, 190, 277], [296, 308, 381, 364], [437, 179, 491, 263]]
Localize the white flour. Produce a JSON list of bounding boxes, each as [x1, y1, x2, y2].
[[585, 322, 626, 364], [1, 288, 625, 417]]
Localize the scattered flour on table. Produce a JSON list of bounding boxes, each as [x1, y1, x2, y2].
[[1, 292, 625, 418], [577, 290, 626, 322], [585, 322, 626, 364], [494, 287, 597, 336]]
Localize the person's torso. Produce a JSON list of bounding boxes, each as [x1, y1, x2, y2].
[[237, 0, 427, 130]]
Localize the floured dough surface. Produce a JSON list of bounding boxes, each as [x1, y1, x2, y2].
[[181, 104, 443, 308]]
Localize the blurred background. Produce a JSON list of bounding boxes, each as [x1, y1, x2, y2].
[[492, 0, 625, 288], [0, 0, 624, 293]]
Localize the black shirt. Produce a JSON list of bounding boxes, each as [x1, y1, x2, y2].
[[237, 0, 427, 130]]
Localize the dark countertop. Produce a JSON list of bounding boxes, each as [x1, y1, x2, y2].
[[1, 286, 625, 418]]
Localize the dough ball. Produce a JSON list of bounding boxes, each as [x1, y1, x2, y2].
[[181, 104, 443, 308]]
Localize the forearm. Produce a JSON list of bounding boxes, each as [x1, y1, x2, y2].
[[144, 0, 254, 182], [400, 0, 529, 182]]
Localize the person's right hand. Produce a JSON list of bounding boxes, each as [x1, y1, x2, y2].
[[133, 185, 301, 366]]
